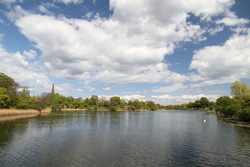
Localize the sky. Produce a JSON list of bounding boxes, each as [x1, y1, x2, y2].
[[0, 0, 249, 105]]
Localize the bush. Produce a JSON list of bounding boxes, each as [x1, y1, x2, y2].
[[109, 106, 117, 112], [237, 107, 250, 122]]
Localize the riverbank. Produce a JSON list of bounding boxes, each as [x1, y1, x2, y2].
[[0, 108, 52, 122], [0, 108, 51, 116], [205, 110, 250, 128]]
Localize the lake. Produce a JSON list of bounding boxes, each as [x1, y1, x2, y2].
[[0, 110, 250, 167]]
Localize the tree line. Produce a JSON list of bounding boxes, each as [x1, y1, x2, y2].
[[0, 72, 161, 112], [165, 81, 250, 122], [1, 72, 250, 121]]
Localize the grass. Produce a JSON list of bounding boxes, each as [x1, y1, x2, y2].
[[0, 108, 51, 116]]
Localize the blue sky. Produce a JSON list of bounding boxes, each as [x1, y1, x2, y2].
[[0, 0, 249, 105]]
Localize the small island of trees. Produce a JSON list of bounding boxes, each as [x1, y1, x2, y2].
[[1, 72, 250, 122]]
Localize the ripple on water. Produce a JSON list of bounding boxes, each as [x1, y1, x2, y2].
[[0, 110, 250, 167]]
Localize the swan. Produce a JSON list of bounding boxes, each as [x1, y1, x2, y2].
[[203, 119, 206, 122]]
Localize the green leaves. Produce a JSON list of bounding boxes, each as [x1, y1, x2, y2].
[[0, 87, 10, 108]]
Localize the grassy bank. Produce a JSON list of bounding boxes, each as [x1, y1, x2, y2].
[[0, 108, 51, 116]]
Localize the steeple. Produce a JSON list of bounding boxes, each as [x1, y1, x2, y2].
[[51, 83, 55, 96]]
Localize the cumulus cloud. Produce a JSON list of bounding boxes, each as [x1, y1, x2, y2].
[[53, 0, 83, 5], [152, 94, 220, 105], [2, 0, 248, 100], [0, 0, 22, 5], [55, 83, 83, 95], [102, 87, 111, 91], [120, 95, 146, 102], [216, 11, 249, 26], [152, 84, 188, 93], [23, 50, 37, 59], [95, 94, 146, 102], [0, 43, 52, 94], [189, 29, 250, 87], [6, 0, 236, 86]]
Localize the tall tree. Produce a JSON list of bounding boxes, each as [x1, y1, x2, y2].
[[200, 97, 209, 109], [16, 87, 31, 109], [147, 101, 157, 111], [51, 93, 63, 111], [0, 72, 19, 106], [109, 96, 121, 111], [89, 95, 99, 106], [0, 87, 10, 108], [231, 81, 250, 104]]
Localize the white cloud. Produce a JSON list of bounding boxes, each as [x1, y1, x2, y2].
[[121, 95, 146, 101], [152, 84, 188, 93], [38, 5, 51, 15], [0, 43, 52, 94], [7, 0, 234, 86], [216, 11, 249, 26], [0, 0, 22, 5], [55, 83, 83, 95], [208, 26, 224, 36], [102, 87, 111, 91], [189, 29, 250, 87], [2, 0, 248, 97], [23, 50, 37, 59], [152, 94, 220, 105], [53, 0, 83, 5]]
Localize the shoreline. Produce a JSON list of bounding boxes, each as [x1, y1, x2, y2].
[[205, 110, 250, 128], [0, 108, 51, 121]]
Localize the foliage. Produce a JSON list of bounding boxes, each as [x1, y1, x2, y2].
[[209, 101, 216, 111], [193, 100, 202, 109], [109, 96, 121, 111], [0, 87, 10, 108], [200, 97, 209, 109], [147, 101, 157, 111], [237, 107, 250, 122], [89, 95, 99, 106], [51, 93, 63, 111], [0, 72, 19, 106], [133, 100, 141, 110], [231, 81, 250, 104], [16, 87, 32, 109]]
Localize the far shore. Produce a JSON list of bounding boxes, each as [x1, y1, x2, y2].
[[61, 108, 86, 111]]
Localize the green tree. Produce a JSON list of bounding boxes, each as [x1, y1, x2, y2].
[[89, 95, 99, 106], [231, 81, 250, 105], [0, 87, 10, 108], [73, 98, 82, 109], [209, 101, 216, 111], [237, 107, 250, 122], [193, 100, 201, 109], [65, 96, 74, 108], [0, 72, 19, 106], [200, 97, 209, 109], [16, 87, 31, 109], [103, 100, 110, 108], [187, 102, 194, 109], [133, 100, 141, 110], [180, 103, 187, 110], [109, 96, 121, 111], [147, 101, 157, 111], [51, 93, 63, 111], [215, 96, 235, 117]]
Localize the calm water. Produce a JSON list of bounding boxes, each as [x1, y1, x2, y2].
[[0, 110, 250, 167]]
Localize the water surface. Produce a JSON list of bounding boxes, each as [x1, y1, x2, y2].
[[0, 110, 250, 166]]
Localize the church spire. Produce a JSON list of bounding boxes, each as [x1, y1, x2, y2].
[[51, 83, 55, 96]]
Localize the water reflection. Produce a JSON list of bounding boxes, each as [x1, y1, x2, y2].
[[0, 110, 250, 167]]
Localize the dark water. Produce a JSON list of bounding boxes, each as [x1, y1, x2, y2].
[[0, 110, 250, 167]]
